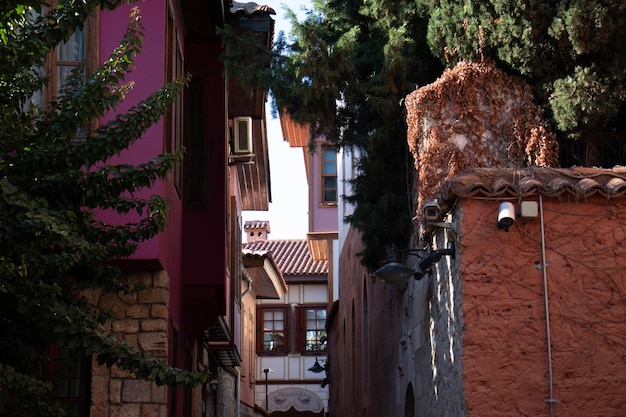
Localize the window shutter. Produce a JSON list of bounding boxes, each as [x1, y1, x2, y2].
[[295, 306, 304, 352]]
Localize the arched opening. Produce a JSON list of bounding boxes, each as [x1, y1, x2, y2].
[[405, 383, 415, 417]]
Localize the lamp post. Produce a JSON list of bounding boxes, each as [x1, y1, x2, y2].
[[263, 368, 273, 410]]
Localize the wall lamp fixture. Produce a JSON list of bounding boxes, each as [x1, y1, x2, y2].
[[208, 379, 220, 393], [373, 245, 455, 284], [498, 202, 515, 231], [308, 358, 329, 388], [308, 358, 326, 373]]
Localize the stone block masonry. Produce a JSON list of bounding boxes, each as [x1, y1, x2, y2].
[[85, 270, 170, 417]]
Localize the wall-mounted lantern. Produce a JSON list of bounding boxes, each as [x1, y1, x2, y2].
[[373, 245, 455, 284]]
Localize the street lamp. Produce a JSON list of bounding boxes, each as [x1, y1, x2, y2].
[[263, 368, 273, 410], [374, 244, 455, 284]]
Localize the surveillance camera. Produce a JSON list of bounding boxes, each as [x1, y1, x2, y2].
[[498, 202, 515, 232], [422, 200, 441, 222]]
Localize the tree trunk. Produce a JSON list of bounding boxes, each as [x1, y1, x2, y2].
[[583, 128, 607, 167]]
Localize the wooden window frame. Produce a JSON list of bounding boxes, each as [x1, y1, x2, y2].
[[320, 147, 338, 206], [38, 2, 99, 137], [165, 2, 184, 196], [44, 344, 92, 417], [295, 305, 328, 354], [257, 305, 290, 355]]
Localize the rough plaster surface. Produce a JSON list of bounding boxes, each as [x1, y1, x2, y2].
[[331, 195, 626, 417], [460, 196, 626, 416]]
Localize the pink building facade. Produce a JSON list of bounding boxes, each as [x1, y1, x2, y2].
[[278, 113, 338, 298], [86, 2, 276, 417]]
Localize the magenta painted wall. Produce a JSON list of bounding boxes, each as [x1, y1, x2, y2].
[[98, 2, 185, 321], [178, 39, 229, 339], [98, 2, 172, 262], [181, 39, 228, 289], [99, 5, 188, 417]]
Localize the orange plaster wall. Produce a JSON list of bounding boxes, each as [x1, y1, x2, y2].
[[459, 196, 626, 417]]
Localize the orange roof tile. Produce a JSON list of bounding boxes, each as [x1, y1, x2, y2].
[[437, 166, 626, 202], [242, 239, 328, 277]]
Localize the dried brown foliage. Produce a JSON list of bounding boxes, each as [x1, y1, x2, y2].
[[405, 60, 559, 218]]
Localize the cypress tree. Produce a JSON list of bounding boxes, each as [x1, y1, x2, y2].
[[271, 0, 443, 270]]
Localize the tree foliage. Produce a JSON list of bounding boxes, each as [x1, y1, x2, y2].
[[0, 2, 204, 416], [271, 0, 626, 269], [270, 0, 443, 270], [419, 0, 626, 166]]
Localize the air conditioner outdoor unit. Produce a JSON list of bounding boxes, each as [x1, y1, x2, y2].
[[233, 116, 253, 154]]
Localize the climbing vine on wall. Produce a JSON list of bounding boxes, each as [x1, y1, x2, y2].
[[405, 60, 560, 217]]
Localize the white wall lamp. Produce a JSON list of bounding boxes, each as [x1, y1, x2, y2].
[[497, 202, 516, 232], [373, 245, 455, 284]]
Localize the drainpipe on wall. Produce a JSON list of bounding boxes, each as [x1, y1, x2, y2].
[[241, 268, 253, 297], [539, 195, 557, 417]]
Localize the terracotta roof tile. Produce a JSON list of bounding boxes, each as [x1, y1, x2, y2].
[[230, 1, 276, 15], [243, 220, 270, 232], [438, 166, 626, 202], [242, 239, 328, 276]]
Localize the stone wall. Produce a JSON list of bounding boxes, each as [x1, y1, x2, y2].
[[217, 367, 237, 417], [330, 226, 437, 417], [425, 224, 466, 417], [84, 270, 170, 417]]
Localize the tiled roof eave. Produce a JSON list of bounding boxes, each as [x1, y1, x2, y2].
[[438, 166, 626, 204], [283, 274, 328, 284], [242, 239, 329, 275]]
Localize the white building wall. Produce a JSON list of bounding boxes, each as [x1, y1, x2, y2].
[[255, 283, 329, 411], [336, 146, 360, 303]]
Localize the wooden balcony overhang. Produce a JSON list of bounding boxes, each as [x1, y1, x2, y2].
[[242, 250, 287, 299], [306, 231, 339, 261], [227, 5, 275, 211]]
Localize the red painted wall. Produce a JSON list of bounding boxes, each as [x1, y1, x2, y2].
[[180, 40, 228, 340], [460, 196, 626, 416]]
